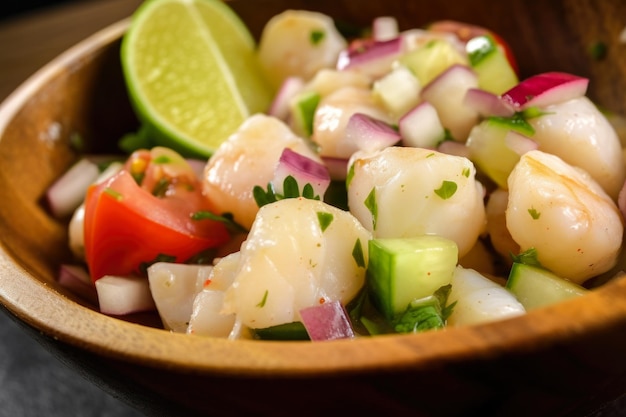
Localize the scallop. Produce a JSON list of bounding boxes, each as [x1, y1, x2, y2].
[[347, 146, 486, 257], [220, 197, 371, 330]]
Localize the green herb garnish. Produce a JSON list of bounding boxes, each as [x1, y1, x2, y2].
[[364, 188, 378, 230], [191, 211, 248, 234], [317, 211, 334, 232], [434, 180, 458, 200]]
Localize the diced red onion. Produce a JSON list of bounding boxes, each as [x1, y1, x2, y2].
[[372, 16, 399, 41], [504, 131, 539, 156], [95, 275, 156, 316], [463, 88, 516, 117], [273, 148, 331, 198], [336, 37, 402, 78], [299, 300, 355, 341], [420, 64, 479, 141], [268, 76, 305, 121], [345, 112, 401, 153], [399, 102, 445, 148], [321, 156, 350, 181], [46, 158, 100, 218], [501, 72, 589, 110], [57, 264, 98, 305], [437, 140, 471, 159]]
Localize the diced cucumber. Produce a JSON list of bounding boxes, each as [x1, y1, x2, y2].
[[289, 91, 320, 137], [506, 262, 588, 310], [372, 65, 421, 120], [465, 118, 524, 188], [466, 35, 518, 94], [398, 39, 467, 87], [367, 236, 458, 320]]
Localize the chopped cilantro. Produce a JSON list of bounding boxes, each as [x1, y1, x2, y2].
[[257, 290, 269, 308], [191, 210, 248, 234], [282, 175, 300, 198], [511, 247, 543, 267], [317, 211, 334, 232], [310, 29, 325, 45], [434, 180, 458, 200], [346, 163, 356, 187], [352, 238, 366, 268], [302, 183, 315, 199], [253, 175, 322, 208], [393, 285, 455, 333], [364, 188, 378, 230], [528, 207, 541, 220], [488, 112, 536, 136]]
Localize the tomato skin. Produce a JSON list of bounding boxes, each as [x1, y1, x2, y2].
[[84, 169, 230, 281], [428, 20, 519, 75]]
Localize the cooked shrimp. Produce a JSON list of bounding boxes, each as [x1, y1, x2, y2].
[[311, 86, 393, 159], [447, 266, 526, 327], [258, 10, 347, 88], [220, 197, 371, 331], [506, 150, 624, 284], [203, 114, 320, 230], [347, 146, 486, 257], [529, 96, 626, 200]]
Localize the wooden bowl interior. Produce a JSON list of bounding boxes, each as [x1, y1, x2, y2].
[[0, 0, 626, 405]]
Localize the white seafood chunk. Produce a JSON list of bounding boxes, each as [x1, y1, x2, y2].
[[347, 147, 486, 257], [529, 96, 626, 199], [506, 150, 623, 283], [147, 262, 212, 333], [203, 114, 320, 229], [258, 10, 347, 88], [311, 86, 392, 159], [447, 266, 526, 327], [187, 253, 241, 338], [221, 197, 371, 330]]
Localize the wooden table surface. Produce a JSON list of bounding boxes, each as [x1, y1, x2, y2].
[[0, 0, 143, 101], [0, 2, 145, 415]]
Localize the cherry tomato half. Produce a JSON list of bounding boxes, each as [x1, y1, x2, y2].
[[84, 148, 230, 281]]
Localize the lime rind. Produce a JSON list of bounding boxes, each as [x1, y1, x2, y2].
[[121, 0, 274, 158]]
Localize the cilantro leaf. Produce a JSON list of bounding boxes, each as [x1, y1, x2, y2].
[[393, 285, 455, 333]]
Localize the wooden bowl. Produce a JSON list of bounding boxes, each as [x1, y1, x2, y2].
[[1, 1, 625, 416]]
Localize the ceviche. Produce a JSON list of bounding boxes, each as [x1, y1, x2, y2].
[[49, 7, 626, 342]]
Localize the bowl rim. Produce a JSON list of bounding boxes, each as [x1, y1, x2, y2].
[[2, 19, 626, 378]]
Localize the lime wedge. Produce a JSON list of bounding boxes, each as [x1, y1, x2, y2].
[[121, 0, 274, 158]]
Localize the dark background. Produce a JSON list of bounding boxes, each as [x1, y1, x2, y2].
[[1, 0, 83, 22]]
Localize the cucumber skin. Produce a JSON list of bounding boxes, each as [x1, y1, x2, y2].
[[506, 262, 588, 310], [467, 35, 518, 94], [367, 236, 458, 320]]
